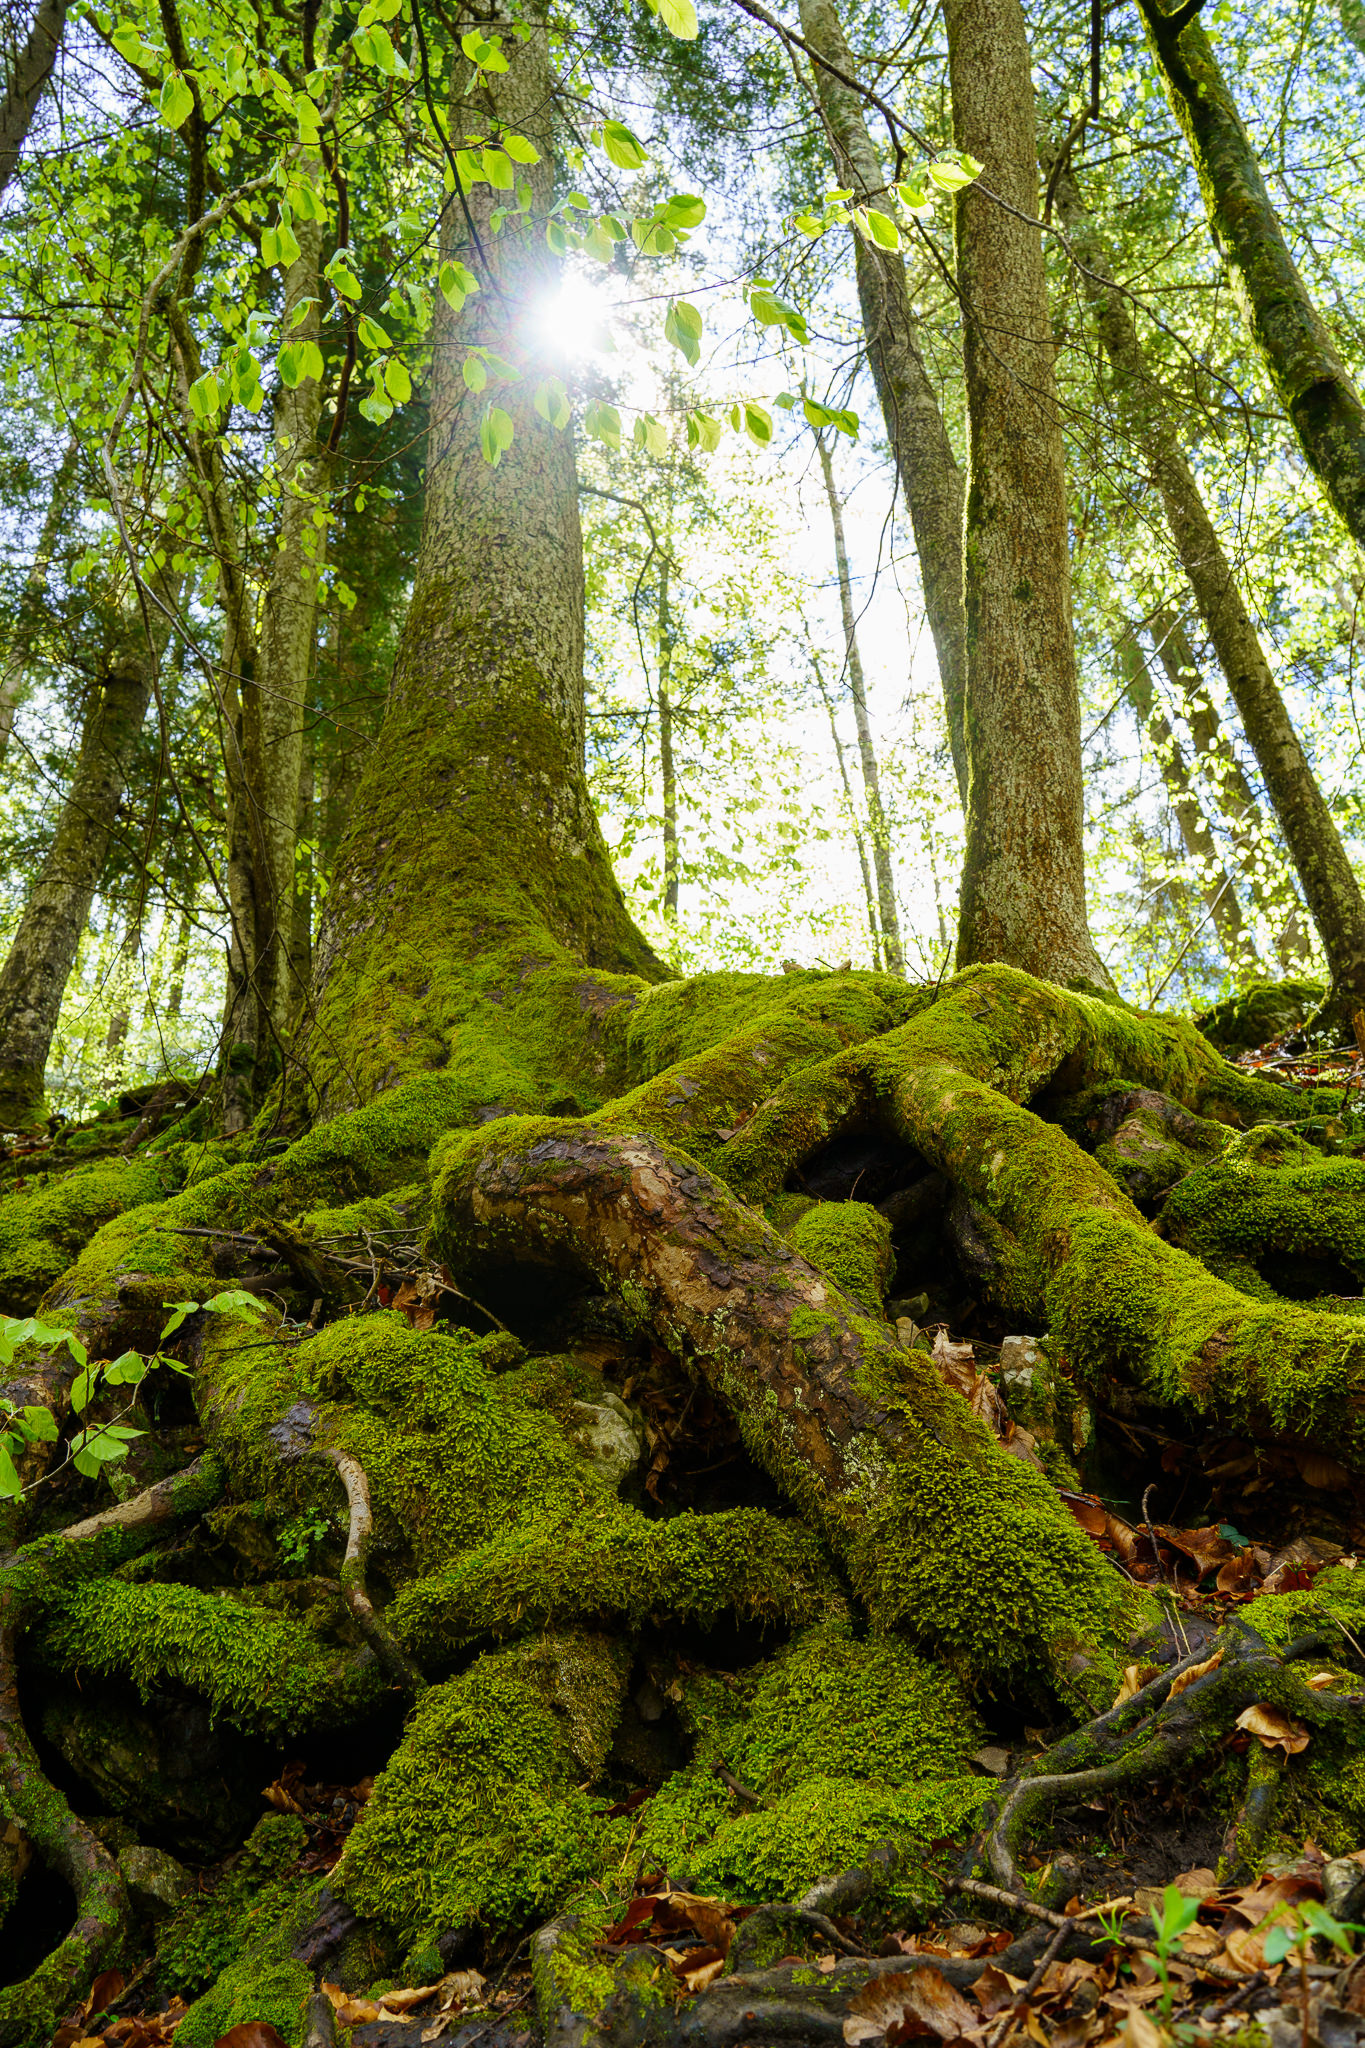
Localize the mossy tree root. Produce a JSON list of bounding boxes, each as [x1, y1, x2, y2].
[[981, 1620, 1345, 1892], [715, 966, 1365, 1463], [432, 1115, 1123, 1701], [326, 1444, 426, 1695]]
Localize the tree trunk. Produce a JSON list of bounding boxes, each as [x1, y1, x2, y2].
[[1117, 623, 1251, 964], [656, 555, 680, 940], [1147, 607, 1310, 965], [815, 430, 904, 974], [0, 0, 67, 202], [944, 0, 1110, 987], [305, 1, 663, 1115], [807, 630, 882, 966], [1056, 170, 1365, 1021], [1137, 0, 1365, 548], [797, 0, 969, 806], [0, 599, 170, 1127], [0, 435, 77, 763]]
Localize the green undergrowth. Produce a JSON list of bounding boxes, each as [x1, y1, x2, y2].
[[154, 1814, 310, 1997]]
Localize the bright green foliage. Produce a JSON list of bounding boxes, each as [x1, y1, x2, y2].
[[155, 1815, 311, 1996]]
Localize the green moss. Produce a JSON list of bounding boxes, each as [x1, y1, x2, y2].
[[155, 1815, 309, 1995], [35, 1576, 382, 1738], [337, 1630, 631, 1941], [0, 1155, 182, 1314], [1195, 978, 1326, 1052], [1161, 1148, 1365, 1302], [789, 1202, 894, 1313], [174, 1956, 312, 2048]]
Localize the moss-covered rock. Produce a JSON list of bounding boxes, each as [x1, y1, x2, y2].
[[1195, 977, 1327, 1051]]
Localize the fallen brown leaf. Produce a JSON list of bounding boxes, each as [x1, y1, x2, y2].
[[1235, 1702, 1310, 1755], [212, 2029, 291, 2048], [1113, 1663, 1160, 1707], [844, 1965, 978, 2043], [1167, 1651, 1223, 1699]]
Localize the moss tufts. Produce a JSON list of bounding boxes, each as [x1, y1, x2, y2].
[[788, 1202, 894, 1314]]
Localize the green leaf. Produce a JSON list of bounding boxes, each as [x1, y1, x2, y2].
[[159, 70, 194, 127], [483, 148, 514, 190], [261, 224, 281, 267], [19, 1405, 58, 1442], [742, 400, 772, 445], [654, 0, 699, 37], [438, 258, 480, 312], [275, 218, 301, 267], [463, 356, 488, 393], [480, 404, 515, 465], [927, 152, 983, 193], [663, 298, 703, 366], [534, 376, 571, 429], [357, 313, 391, 349], [661, 192, 706, 227], [0, 1439, 21, 1500], [200, 1290, 271, 1323], [584, 398, 621, 450], [187, 371, 218, 420], [70, 1365, 100, 1413], [749, 289, 808, 344], [686, 408, 724, 453], [461, 27, 508, 69], [72, 1447, 102, 1478], [288, 180, 328, 222], [103, 1350, 147, 1386], [601, 119, 648, 170], [325, 253, 362, 301], [634, 412, 668, 457], [111, 21, 152, 64], [1262, 1924, 1298, 1965], [861, 206, 900, 250], [158, 1302, 201, 1342], [501, 131, 540, 163], [384, 357, 412, 403], [896, 173, 932, 216]]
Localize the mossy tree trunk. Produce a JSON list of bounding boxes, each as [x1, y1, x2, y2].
[[1138, 0, 1365, 549], [303, 1, 663, 1118], [798, 0, 969, 807], [0, 585, 174, 1129], [944, 0, 1110, 988], [1057, 168, 1365, 1024]]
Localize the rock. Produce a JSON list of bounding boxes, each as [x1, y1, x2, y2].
[[1324, 1855, 1365, 1924], [971, 1746, 1011, 1777], [999, 1335, 1041, 1381], [569, 1392, 646, 1488], [41, 1682, 268, 1857], [119, 1843, 193, 1919]]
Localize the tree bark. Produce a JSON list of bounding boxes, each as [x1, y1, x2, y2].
[[1137, 0, 1365, 549], [306, 1, 663, 1115], [797, 0, 969, 806], [944, 0, 1110, 988], [1116, 623, 1251, 964], [0, 435, 77, 763], [815, 430, 904, 974], [1056, 170, 1365, 1018], [0, 597, 171, 1127], [0, 0, 67, 202], [656, 554, 680, 938]]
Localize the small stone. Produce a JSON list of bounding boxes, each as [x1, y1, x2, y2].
[[119, 1843, 193, 1919], [1324, 1855, 1365, 1924], [999, 1335, 1040, 1382], [971, 1745, 1011, 1777]]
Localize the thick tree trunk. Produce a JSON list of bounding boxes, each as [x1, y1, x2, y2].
[[798, 0, 969, 805], [945, 0, 1109, 987], [1057, 172, 1365, 1018], [815, 430, 904, 974], [1137, 0, 1365, 548], [0, 599, 170, 1127], [305, 2, 662, 1115], [1117, 623, 1252, 963], [0, 435, 77, 762], [0, 0, 66, 201]]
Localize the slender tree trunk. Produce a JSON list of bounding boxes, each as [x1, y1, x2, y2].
[[0, 0, 67, 202], [944, 0, 1110, 987], [1055, 171, 1365, 1018], [1147, 608, 1311, 965], [797, 0, 968, 805], [0, 435, 78, 762], [290, 719, 315, 1015], [815, 430, 904, 974], [808, 635, 881, 967], [305, 2, 662, 1114], [1137, 0, 1365, 547], [656, 556, 680, 937], [0, 601, 170, 1127], [165, 902, 191, 1023], [1117, 624, 1251, 963]]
